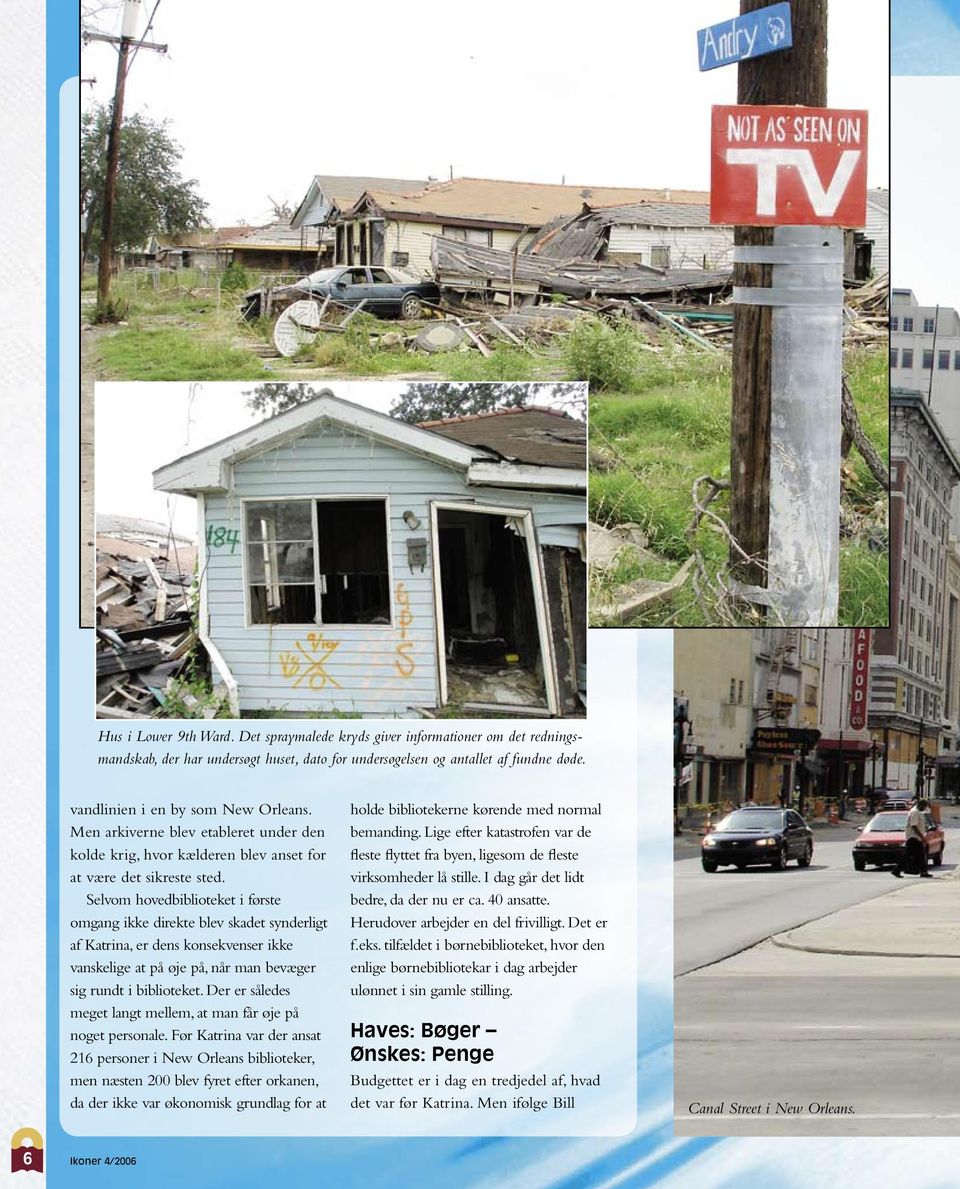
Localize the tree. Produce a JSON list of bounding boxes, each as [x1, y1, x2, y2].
[[391, 383, 532, 424], [81, 104, 209, 266], [391, 382, 585, 423], [244, 381, 586, 423], [245, 383, 319, 418]]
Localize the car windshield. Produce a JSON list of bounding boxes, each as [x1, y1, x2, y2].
[[715, 809, 783, 832], [867, 813, 907, 831]]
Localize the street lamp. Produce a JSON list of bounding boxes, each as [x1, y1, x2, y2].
[[869, 739, 879, 797], [674, 697, 693, 836], [916, 716, 926, 800]]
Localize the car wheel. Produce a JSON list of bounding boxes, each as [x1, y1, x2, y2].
[[798, 841, 813, 868], [400, 294, 423, 319], [701, 858, 718, 873], [773, 847, 789, 870], [933, 845, 944, 867], [853, 855, 866, 871]]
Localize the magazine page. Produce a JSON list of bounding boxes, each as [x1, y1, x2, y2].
[[9, 3, 958, 1189]]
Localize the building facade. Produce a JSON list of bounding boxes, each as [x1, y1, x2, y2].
[[890, 290, 960, 519], [674, 630, 753, 806], [869, 391, 960, 793], [674, 629, 869, 815]]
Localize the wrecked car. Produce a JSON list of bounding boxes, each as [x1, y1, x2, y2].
[[241, 265, 441, 322]]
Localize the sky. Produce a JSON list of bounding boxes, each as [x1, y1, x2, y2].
[[891, 76, 960, 311], [80, 0, 890, 228], [96, 381, 405, 537], [95, 381, 575, 537]]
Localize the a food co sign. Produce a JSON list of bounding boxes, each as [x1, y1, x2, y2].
[[710, 104, 869, 226], [849, 628, 871, 731]]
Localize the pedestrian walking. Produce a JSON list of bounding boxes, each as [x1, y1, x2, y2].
[[891, 798, 933, 878]]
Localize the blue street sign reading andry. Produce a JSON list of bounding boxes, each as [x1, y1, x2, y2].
[[698, 2, 793, 71]]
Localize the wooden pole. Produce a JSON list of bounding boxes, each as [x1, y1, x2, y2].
[[96, 35, 131, 309], [729, 0, 829, 587]]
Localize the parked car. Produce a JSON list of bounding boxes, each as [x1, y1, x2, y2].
[[701, 805, 814, 872], [852, 810, 944, 871], [866, 789, 911, 811], [242, 265, 441, 321]]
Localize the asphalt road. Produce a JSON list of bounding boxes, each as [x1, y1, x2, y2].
[[675, 831, 922, 976], [675, 826, 960, 1136]]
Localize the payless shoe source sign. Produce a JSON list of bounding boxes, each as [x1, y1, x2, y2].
[[710, 105, 869, 226]]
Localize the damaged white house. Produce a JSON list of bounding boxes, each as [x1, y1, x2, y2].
[[153, 394, 586, 718]]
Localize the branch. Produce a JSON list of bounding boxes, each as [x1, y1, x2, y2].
[[841, 374, 887, 487]]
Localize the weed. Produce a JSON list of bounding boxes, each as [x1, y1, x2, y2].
[[97, 326, 266, 380], [91, 295, 130, 324], [589, 343, 887, 626], [563, 317, 644, 391], [220, 261, 250, 291]]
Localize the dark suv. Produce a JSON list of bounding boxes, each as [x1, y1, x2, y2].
[[701, 805, 814, 872]]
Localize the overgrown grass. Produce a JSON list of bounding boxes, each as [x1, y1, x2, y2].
[[589, 342, 889, 627], [97, 325, 267, 380]]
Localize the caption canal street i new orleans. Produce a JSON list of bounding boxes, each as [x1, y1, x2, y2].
[[674, 628, 960, 1136], [675, 814, 960, 1136]]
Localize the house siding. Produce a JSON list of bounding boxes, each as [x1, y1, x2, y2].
[[345, 218, 536, 276], [201, 424, 583, 715], [607, 224, 734, 270], [865, 198, 889, 275]]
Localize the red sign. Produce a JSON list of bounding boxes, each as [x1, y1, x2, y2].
[[849, 628, 871, 731], [710, 105, 869, 226]]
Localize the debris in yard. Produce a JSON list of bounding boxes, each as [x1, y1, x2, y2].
[[414, 323, 467, 353], [95, 520, 198, 718], [274, 299, 324, 357], [588, 521, 653, 570], [446, 661, 545, 709], [591, 555, 696, 624], [432, 236, 731, 303]]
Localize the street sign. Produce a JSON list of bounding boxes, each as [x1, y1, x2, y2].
[[697, 2, 793, 71], [751, 727, 821, 754], [710, 105, 869, 226], [849, 627, 872, 730]]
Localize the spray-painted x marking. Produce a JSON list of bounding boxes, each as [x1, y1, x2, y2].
[[278, 634, 342, 690]]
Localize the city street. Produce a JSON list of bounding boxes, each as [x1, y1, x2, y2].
[[674, 820, 960, 1136]]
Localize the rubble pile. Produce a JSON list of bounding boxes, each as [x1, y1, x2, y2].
[[95, 527, 198, 719]]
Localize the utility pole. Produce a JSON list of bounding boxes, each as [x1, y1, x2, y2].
[[87, 1, 167, 310], [729, 0, 830, 608]]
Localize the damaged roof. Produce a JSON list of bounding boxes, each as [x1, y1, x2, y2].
[[418, 407, 587, 470], [291, 174, 429, 228], [155, 393, 585, 496], [351, 177, 711, 229], [217, 220, 325, 250], [432, 235, 730, 299], [529, 202, 719, 258]]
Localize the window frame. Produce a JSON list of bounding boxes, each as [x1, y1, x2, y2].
[[240, 494, 395, 630]]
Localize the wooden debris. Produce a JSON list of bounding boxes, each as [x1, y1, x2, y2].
[[593, 556, 696, 624], [96, 535, 197, 718]]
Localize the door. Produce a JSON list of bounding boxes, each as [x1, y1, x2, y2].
[[429, 501, 559, 715]]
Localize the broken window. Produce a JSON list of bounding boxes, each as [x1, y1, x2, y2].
[[246, 501, 316, 625], [316, 500, 390, 624], [442, 226, 494, 247], [650, 245, 671, 269], [244, 499, 390, 626]]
